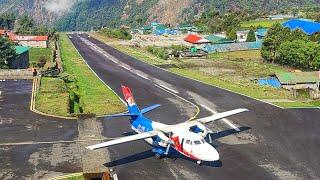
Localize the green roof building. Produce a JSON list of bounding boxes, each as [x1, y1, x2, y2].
[[275, 72, 320, 92], [9, 46, 31, 69], [205, 35, 234, 44]]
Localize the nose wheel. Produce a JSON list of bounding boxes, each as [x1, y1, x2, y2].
[[197, 160, 202, 165]]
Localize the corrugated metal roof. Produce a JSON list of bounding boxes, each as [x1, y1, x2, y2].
[[15, 46, 31, 55], [276, 72, 320, 84], [9, 34, 49, 41], [282, 19, 320, 35], [184, 34, 210, 44], [205, 35, 234, 44]]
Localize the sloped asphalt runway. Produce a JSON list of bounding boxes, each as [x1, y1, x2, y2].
[[68, 33, 320, 180]]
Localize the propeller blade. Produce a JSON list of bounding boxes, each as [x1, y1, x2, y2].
[[164, 144, 170, 155]]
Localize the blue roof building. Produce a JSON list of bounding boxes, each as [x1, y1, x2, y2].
[[282, 19, 320, 36]]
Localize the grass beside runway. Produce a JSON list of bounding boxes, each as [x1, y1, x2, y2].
[[35, 34, 126, 117], [90, 33, 319, 108], [35, 77, 70, 116], [59, 33, 126, 116]]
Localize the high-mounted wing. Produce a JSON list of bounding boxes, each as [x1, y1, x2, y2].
[[196, 108, 248, 124], [86, 130, 158, 150], [162, 108, 249, 133]]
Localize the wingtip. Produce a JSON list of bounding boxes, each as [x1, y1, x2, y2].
[[85, 146, 94, 150]]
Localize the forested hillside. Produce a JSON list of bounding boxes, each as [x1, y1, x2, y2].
[[0, 0, 319, 31]]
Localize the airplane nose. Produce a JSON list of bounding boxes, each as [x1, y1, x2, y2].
[[196, 146, 220, 162]]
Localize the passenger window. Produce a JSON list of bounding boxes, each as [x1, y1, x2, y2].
[[186, 140, 190, 144], [194, 140, 201, 145]]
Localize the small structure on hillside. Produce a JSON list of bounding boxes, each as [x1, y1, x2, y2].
[[184, 34, 210, 44], [256, 28, 268, 39], [8, 33, 49, 48], [179, 47, 208, 58], [205, 35, 234, 44], [9, 46, 31, 69], [282, 19, 320, 36], [259, 71, 320, 98]]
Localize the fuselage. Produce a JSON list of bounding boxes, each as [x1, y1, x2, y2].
[[130, 116, 220, 162]]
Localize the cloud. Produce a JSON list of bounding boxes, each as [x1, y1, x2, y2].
[[44, 0, 78, 14]]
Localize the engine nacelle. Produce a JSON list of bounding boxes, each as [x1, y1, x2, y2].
[[190, 123, 208, 137]]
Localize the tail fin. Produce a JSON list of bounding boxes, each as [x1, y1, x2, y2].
[[122, 86, 140, 114], [105, 86, 161, 118]]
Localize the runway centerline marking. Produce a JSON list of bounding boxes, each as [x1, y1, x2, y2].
[[136, 73, 150, 80], [200, 104, 240, 131], [156, 84, 179, 94]]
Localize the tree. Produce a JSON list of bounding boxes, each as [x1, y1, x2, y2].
[[277, 40, 319, 69], [246, 29, 256, 42], [227, 28, 237, 41], [0, 36, 16, 69], [261, 23, 290, 63]]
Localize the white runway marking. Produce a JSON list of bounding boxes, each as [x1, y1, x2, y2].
[[121, 65, 131, 71], [136, 73, 149, 80], [200, 104, 240, 131], [156, 84, 179, 94]]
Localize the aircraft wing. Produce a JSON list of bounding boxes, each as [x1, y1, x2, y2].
[[86, 130, 158, 150], [161, 108, 248, 133], [196, 108, 248, 124]]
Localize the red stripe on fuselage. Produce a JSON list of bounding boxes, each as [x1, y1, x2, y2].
[[171, 136, 198, 160]]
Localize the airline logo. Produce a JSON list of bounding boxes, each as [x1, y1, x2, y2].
[[121, 86, 136, 106]]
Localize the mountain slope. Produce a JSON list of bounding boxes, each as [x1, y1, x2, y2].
[[0, 0, 319, 31]]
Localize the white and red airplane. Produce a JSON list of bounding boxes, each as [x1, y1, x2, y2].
[[86, 86, 248, 165]]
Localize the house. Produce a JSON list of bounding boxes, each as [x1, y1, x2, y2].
[[205, 35, 234, 44], [256, 28, 268, 39], [9, 46, 31, 69], [282, 19, 320, 36], [259, 71, 320, 97], [8, 33, 49, 48], [237, 30, 249, 42], [184, 34, 210, 44]]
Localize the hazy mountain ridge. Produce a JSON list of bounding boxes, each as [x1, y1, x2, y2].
[[0, 0, 319, 30]]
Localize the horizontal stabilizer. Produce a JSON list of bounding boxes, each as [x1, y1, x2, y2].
[[141, 104, 161, 114], [106, 112, 139, 118]]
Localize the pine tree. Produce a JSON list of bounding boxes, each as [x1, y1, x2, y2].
[[246, 29, 256, 42]]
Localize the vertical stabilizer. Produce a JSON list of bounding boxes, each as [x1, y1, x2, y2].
[[121, 86, 140, 114]]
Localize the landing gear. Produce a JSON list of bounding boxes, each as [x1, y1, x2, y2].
[[197, 160, 202, 165], [152, 148, 166, 159], [155, 153, 162, 159]]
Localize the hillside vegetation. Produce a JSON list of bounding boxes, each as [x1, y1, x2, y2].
[[0, 0, 319, 30]]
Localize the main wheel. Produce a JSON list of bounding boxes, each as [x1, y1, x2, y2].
[[197, 160, 202, 165], [155, 153, 162, 159]]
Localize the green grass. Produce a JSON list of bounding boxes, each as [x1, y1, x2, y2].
[[29, 48, 52, 67], [59, 33, 126, 115], [93, 35, 320, 108], [273, 101, 318, 108], [241, 19, 286, 28], [36, 77, 70, 116]]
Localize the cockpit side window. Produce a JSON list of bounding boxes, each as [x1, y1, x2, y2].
[[201, 139, 205, 143]]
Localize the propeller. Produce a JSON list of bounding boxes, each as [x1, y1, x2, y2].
[[164, 132, 173, 155], [204, 125, 215, 144]]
